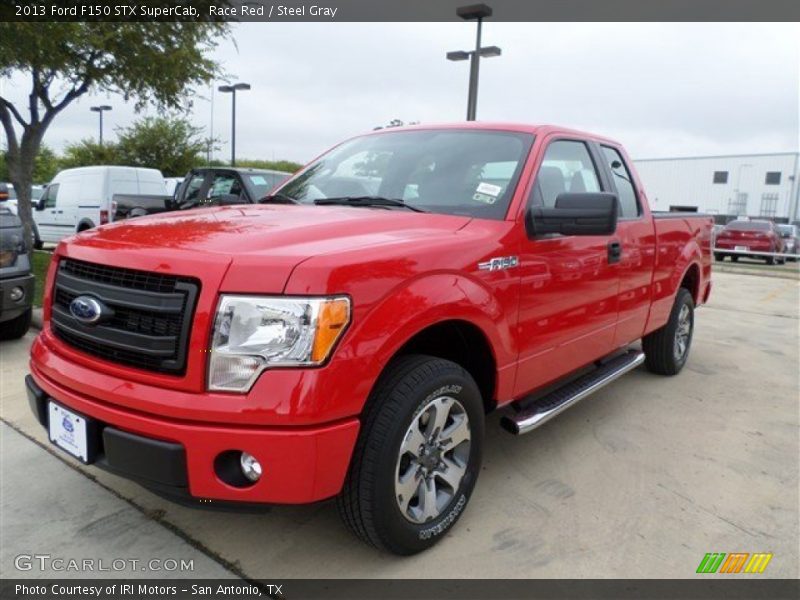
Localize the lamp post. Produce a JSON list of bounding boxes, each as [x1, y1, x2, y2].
[[447, 4, 500, 121], [218, 82, 251, 166], [90, 105, 112, 145]]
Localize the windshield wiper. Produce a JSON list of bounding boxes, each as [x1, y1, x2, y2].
[[313, 196, 427, 213], [258, 192, 298, 204]]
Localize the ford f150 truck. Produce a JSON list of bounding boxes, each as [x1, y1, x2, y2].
[[26, 123, 712, 555]]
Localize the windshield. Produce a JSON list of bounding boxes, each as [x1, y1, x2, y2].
[[245, 172, 287, 198], [277, 129, 534, 219]]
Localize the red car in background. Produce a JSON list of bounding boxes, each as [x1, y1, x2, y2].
[[715, 220, 785, 265]]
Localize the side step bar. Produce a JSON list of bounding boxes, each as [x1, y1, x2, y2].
[[501, 350, 645, 435]]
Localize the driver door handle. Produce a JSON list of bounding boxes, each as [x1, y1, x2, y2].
[[608, 240, 622, 264]]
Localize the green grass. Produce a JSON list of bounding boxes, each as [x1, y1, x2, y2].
[[32, 250, 52, 307]]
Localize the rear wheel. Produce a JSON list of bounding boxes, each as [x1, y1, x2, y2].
[[0, 308, 32, 340], [714, 253, 723, 262], [643, 288, 694, 376], [731, 255, 739, 262], [337, 355, 484, 555]]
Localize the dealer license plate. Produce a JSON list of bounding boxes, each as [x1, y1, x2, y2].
[[735, 245, 749, 251], [48, 402, 88, 462]]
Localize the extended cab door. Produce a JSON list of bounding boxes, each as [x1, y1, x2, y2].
[[513, 138, 621, 397], [596, 144, 657, 347]]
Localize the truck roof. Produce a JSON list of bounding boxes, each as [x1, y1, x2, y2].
[[367, 122, 621, 145]]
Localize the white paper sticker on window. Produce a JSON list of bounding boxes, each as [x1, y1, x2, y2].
[[476, 182, 502, 197]]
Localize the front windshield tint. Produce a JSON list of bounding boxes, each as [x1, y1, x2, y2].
[[278, 129, 534, 219]]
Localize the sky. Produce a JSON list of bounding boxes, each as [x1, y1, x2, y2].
[[1, 22, 799, 164]]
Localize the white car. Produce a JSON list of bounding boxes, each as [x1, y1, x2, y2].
[[0, 183, 46, 216], [33, 166, 166, 245]]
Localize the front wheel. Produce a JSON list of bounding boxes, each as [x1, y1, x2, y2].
[[337, 355, 484, 555], [642, 288, 694, 376]]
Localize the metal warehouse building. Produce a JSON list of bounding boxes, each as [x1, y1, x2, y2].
[[634, 153, 800, 224]]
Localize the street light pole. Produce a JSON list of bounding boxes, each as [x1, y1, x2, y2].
[[447, 4, 499, 121], [466, 16, 482, 121], [90, 105, 112, 145], [218, 82, 251, 167]]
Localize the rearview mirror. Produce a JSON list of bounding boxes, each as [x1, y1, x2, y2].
[[527, 192, 618, 237]]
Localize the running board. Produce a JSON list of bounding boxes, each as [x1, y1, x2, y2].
[[500, 350, 645, 435]]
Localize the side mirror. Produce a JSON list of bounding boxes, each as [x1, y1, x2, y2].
[[35, 198, 46, 211], [527, 192, 618, 237], [217, 193, 246, 206]]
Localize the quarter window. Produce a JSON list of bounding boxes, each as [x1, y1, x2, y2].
[[601, 146, 640, 219], [530, 140, 601, 208], [765, 171, 781, 185]]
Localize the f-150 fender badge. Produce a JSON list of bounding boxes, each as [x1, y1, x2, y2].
[[478, 256, 519, 271]]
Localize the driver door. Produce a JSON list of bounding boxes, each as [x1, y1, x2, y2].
[[513, 138, 621, 397]]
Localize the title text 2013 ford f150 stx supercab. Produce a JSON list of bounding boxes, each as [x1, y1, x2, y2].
[[27, 123, 712, 554]]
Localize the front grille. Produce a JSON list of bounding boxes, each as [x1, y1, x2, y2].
[[51, 259, 199, 375]]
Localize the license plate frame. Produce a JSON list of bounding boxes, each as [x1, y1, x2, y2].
[[734, 245, 749, 251], [48, 401, 99, 464]]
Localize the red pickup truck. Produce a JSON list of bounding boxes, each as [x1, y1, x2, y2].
[[27, 123, 712, 555]]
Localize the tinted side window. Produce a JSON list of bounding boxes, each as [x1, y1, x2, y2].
[[208, 175, 242, 201], [529, 140, 601, 208], [601, 146, 640, 219], [43, 184, 60, 208], [182, 174, 205, 203]]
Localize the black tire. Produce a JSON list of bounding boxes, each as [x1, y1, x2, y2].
[[0, 308, 32, 340], [32, 224, 43, 250], [714, 253, 723, 262], [642, 288, 694, 376], [337, 354, 484, 555], [731, 255, 739, 262], [766, 256, 776, 265]]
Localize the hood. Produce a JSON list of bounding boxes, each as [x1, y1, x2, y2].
[[61, 204, 472, 292]]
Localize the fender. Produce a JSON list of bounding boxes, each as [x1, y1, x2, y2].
[[644, 231, 704, 335], [348, 272, 517, 408]]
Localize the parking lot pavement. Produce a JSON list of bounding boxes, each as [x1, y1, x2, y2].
[[0, 422, 239, 580], [1, 271, 797, 579]]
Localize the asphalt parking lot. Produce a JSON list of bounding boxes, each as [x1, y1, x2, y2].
[[1, 271, 797, 579]]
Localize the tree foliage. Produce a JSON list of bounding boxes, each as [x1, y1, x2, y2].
[[235, 158, 303, 174], [1, 145, 60, 182], [0, 21, 228, 245], [59, 139, 121, 170], [115, 116, 208, 176]]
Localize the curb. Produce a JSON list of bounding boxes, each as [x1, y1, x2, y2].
[[714, 265, 800, 281]]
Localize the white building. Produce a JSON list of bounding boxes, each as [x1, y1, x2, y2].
[[634, 152, 800, 223]]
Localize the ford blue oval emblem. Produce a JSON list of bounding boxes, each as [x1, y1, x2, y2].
[[69, 295, 105, 325], [62, 415, 74, 433]]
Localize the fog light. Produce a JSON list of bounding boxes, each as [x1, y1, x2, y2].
[[240, 452, 262, 482], [9, 286, 24, 302]]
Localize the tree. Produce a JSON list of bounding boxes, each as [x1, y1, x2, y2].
[[235, 158, 303, 173], [116, 116, 207, 176], [60, 139, 121, 170], [1, 144, 60, 182], [0, 22, 228, 246]]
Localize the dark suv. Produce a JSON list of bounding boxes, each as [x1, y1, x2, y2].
[[0, 206, 34, 339]]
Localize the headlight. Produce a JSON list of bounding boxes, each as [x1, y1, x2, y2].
[[208, 295, 351, 392]]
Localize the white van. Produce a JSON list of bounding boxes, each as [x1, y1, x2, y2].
[[34, 166, 167, 244]]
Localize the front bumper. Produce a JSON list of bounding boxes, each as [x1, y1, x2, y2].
[[26, 367, 360, 505], [0, 272, 34, 322]]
